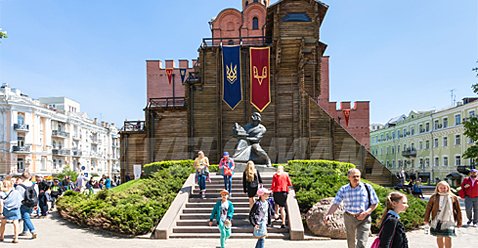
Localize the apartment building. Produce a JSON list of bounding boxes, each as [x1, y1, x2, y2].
[[0, 84, 120, 176], [370, 98, 477, 182]]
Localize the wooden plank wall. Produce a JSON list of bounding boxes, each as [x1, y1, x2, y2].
[[120, 132, 147, 181]]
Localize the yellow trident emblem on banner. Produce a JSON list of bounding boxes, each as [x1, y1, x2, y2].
[[226, 63, 238, 84], [253, 66, 268, 85]]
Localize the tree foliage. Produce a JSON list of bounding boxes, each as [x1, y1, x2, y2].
[[0, 28, 7, 39], [464, 61, 478, 160]]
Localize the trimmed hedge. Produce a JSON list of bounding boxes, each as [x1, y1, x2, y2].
[[56, 161, 194, 235], [286, 160, 426, 232]]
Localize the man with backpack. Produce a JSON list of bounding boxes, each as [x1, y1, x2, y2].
[[15, 171, 38, 239]]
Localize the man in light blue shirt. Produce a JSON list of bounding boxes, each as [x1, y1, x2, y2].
[[324, 168, 379, 248]]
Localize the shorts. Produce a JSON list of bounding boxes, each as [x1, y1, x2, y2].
[[247, 187, 258, 198], [3, 207, 21, 220], [273, 192, 288, 207]]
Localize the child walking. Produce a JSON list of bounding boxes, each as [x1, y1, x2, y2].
[[424, 181, 462, 248], [209, 189, 234, 248], [249, 188, 275, 248], [377, 191, 409, 248]]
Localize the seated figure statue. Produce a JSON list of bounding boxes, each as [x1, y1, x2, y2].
[[232, 112, 272, 167]]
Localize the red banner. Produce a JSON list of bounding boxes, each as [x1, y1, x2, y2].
[[165, 68, 173, 85], [343, 109, 351, 127], [249, 47, 270, 112]]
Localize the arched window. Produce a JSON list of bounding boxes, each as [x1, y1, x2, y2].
[[253, 0, 258, 3], [252, 17, 259, 30]]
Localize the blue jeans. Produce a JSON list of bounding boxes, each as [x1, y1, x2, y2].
[[223, 176, 232, 194], [198, 174, 206, 191], [20, 205, 36, 233], [255, 237, 265, 248]]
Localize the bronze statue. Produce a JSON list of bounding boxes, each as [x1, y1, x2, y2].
[[232, 112, 272, 167]]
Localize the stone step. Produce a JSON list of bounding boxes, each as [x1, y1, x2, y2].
[[180, 213, 249, 220], [176, 219, 288, 227], [183, 207, 251, 214], [188, 197, 250, 203], [168, 232, 289, 239], [186, 202, 250, 208], [172, 226, 289, 233]]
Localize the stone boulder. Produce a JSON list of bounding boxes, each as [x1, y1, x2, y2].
[[305, 197, 346, 239]]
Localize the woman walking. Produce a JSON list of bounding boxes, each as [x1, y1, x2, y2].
[[209, 189, 234, 248], [243, 161, 263, 208], [271, 165, 292, 228], [219, 152, 235, 196], [249, 188, 275, 248], [424, 181, 462, 248], [194, 151, 210, 198], [377, 192, 409, 248], [0, 179, 23, 243]]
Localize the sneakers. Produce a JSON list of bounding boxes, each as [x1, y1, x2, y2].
[[467, 220, 472, 226], [18, 232, 29, 237], [31, 233, 37, 239], [473, 224, 478, 228]]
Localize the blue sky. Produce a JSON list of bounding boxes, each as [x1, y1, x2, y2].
[[1, 0, 477, 127]]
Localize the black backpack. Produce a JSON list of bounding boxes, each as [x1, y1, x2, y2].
[[19, 184, 39, 208]]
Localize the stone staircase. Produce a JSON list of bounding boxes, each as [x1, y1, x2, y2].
[[164, 173, 290, 239]]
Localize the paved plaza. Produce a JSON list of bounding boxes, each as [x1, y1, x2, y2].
[[0, 206, 476, 248]]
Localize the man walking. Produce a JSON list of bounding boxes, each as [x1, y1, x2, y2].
[[323, 168, 379, 248], [461, 169, 478, 227], [15, 172, 38, 239]]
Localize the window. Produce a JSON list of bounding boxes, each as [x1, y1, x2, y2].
[[455, 114, 462, 125], [41, 157, 47, 171], [434, 120, 439, 129], [245, 1, 249, 6], [392, 146, 395, 154], [252, 17, 259, 30], [411, 143, 415, 149], [455, 155, 461, 166], [17, 158, 24, 173], [397, 145, 400, 153], [18, 136, 25, 147], [455, 135, 461, 145], [419, 159, 424, 168], [443, 137, 448, 147], [443, 118, 448, 128], [434, 138, 439, 148], [425, 140, 430, 149], [17, 113, 25, 125], [443, 157, 448, 166], [425, 123, 430, 132], [419, 124, 423, 133], [470, 110, 476, 118], [392, 160, 396, 168], [419, 141, 423, 150], [425, 158, 430, 167], [434, 157, 439, 166], [392, 131, 396, 139], [411, 127, 415, 135]]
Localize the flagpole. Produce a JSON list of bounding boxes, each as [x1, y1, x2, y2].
[[173, 72, 175, 105]]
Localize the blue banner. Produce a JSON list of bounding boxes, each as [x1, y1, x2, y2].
[[222, 45, 242, 110], [179, 68, 187, 83]]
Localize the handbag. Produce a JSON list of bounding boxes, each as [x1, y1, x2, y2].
[[370, 217, 397, 248], [253, 222, 267, 238], [224, 166, 232, 176]]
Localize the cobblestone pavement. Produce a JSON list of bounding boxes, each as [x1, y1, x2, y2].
[[1, 205, 476, 247]]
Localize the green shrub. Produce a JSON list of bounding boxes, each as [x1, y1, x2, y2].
[[286, 160, 426, 232], [143, 160, 194, 177], [57, 161, 194, 235]]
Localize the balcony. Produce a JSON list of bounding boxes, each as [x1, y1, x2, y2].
[[121, 121, 145, 132], [12, 145, 31, 154], [72, 149, 82, 157], [402, 148, 417, 158], [52, 148, 71, 156], [52, 130, 69, 138], [201, 36, 268, 47], [148, 97, 186, 109], [14, 123, 29, 132]]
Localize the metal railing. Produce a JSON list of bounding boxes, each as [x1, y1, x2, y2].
[[12, 145, 31, 153], [52, 148, 71, 156], [148, 97, 186, 108], [402, 148, 417, 157], [201, 36, 269, 47], [52, 130, 69, 138], [122, 121, 145, 132], [14, 123, 30, 131]]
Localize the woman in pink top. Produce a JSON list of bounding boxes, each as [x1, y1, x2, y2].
[[271, 165, 292, 228]]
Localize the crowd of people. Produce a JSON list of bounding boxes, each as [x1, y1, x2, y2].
[[0, 171, 122, 244]]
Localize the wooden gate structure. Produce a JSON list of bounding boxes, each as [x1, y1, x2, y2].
[[120, 0, 396, 185]]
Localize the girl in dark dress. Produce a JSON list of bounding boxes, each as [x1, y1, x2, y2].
[[243, 161, 262, 208], [378, 192, 409, 248]]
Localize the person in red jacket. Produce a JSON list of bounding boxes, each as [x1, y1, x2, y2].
[[461, 169, 478, 227], [271, 165, 292, 228]]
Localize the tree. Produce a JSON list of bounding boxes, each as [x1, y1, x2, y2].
[[464, 61, 478, 163], [0, 28, 7, 40]]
